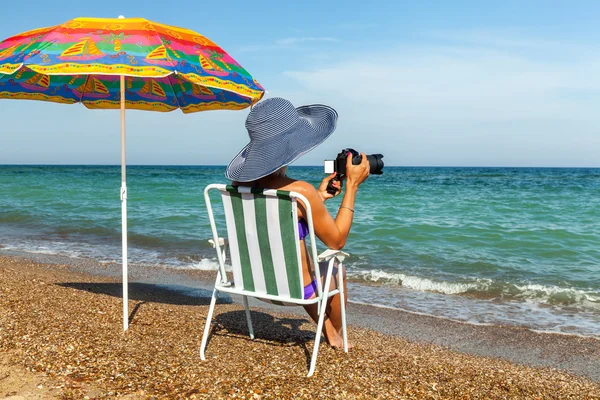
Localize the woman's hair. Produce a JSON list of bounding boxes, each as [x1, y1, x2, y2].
[[272, 166, 288, 177], [232, 166, 287, 186]]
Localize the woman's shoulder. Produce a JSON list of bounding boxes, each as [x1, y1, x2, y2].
[[284, 180, 319, 199], [284, 179, 312, 191]]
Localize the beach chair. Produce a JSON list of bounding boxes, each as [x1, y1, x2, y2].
[[200, 184, 348, 377]]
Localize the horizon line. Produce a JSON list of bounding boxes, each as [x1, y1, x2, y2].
[[1, 163, 599, 169]]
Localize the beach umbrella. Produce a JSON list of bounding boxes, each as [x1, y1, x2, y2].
[[0, 16, 265, 331]]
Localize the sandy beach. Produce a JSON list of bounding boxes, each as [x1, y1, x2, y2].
[[1, 254, 599, 399]]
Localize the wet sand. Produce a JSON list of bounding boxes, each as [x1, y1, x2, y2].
[[1, 254, 599, 399]]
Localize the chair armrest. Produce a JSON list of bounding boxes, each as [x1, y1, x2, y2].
[[208, 237, 229, 265], [208, 237, 228, 248], [318, 249, 349, 263]]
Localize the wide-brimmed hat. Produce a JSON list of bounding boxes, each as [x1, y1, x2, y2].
[[225, 97, 338, 182]]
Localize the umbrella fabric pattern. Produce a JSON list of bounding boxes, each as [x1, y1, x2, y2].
[[0, 69, 259, 112], [0, 17, 264, 111]]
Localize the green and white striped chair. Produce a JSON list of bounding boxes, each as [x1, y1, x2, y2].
[[200, 184, 348, 377]]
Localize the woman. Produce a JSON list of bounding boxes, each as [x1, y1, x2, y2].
[[225, 97, 370, 348]]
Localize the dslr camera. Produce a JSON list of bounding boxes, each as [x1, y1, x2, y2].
[[324, 148, 384, 176], [324, 148, 384, 195]]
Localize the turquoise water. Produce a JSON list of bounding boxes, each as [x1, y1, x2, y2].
[[1, 165, 599, 337]]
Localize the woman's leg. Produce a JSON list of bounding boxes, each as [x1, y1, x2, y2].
[[302, 263, 349, 349]]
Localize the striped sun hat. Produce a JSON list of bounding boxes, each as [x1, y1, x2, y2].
[[225, 97, 338, 182]]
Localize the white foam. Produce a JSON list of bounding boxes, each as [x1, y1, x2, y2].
[[188, 258, 231, 272], [2, 243, 85, 258], [512, 283, 600, 305], [349, 269, 600, 308], [350, 269, 488, 295], [349, 283, 600, 338]]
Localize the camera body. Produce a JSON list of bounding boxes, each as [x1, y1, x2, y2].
[[324, 148, 384, 176]]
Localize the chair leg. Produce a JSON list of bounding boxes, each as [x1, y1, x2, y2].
[[338, 262, 348, 353], [200, 288, 219, 360], [308, 258, 335, 377], [242, 296, 254, 340], [307, 296, 327, 377]]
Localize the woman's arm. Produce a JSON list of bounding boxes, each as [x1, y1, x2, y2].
[[296, 153, 370, 250]]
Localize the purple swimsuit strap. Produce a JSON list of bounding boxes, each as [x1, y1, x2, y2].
[[298, 218, 309, 240], [303, 278, 318, 299]]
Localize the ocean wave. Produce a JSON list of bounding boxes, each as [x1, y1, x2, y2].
[[188, 258, 231, 272], [512, 283, 600, 306], [349, 269, 600, 309], [349, 269, 488, 294]]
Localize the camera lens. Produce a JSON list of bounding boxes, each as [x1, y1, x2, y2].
[[366, 154, 384, 174]]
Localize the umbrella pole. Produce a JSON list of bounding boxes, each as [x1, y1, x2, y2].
[[120, 74, 129, 332]]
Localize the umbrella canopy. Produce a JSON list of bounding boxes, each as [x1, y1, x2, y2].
[[0, 17, 265, 331]]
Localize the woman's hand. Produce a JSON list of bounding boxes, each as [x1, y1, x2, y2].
[[345, 152, 370, 189], [317, 172, 343, 201]]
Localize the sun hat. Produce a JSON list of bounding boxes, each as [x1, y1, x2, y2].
[[225, 97, 338, 182]]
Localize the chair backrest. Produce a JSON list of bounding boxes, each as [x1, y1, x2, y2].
[[205, 184, 318, 301]]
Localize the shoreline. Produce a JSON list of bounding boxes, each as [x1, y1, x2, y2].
[[3, 248, 599, 340], [351, 299, 600, 342]]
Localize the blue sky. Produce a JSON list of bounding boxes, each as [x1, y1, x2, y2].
[[1, 0, 599, 167]]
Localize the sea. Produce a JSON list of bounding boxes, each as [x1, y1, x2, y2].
[[1, 165, 599, 338]]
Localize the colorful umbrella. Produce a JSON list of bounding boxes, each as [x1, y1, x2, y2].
[[0, 17, 265, 330]]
